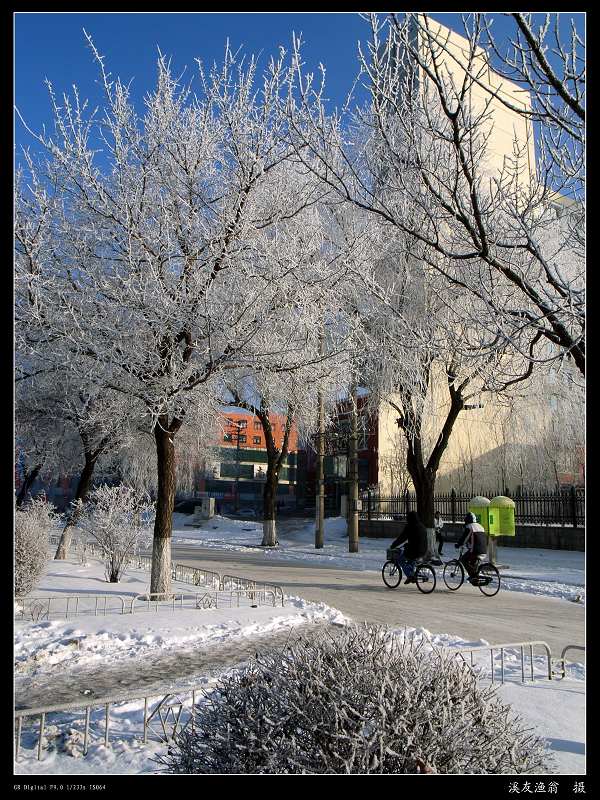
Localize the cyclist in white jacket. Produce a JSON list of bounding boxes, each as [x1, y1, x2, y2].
[[456, 512, 487, 582]]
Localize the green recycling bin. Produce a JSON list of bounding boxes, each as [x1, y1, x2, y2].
[[468, 496, 490, 533], [488, 496, 516, 537]]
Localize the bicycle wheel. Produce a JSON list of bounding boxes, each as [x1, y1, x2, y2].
[[415, 563, 436, 594], [477, 563, 501, 597], [443, 559, 465, 591], [382, 560, 402, 588]]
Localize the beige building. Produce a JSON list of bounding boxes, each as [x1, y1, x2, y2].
[[375, 368, 583, 496], [414, 16, 536, 180], [372, 19, 583, 496]]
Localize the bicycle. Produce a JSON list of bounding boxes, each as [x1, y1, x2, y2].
[[442, 546, 501, 597], [381, 548, 437, 594]]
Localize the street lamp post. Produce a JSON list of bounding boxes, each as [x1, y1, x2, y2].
[[234, 426, 241, 512], [226, 418, 245, 513], [348, 383, 359, 553], [315, 390, 325, 549]]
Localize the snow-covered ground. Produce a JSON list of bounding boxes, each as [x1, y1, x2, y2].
[[171, 514, 585, 604], [16, 556, 347, 679], [14, 520, 585, 775]]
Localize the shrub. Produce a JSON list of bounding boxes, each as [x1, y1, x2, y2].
[[14, 496, 58, 597], [76, 484, 154, 583], [159, 625, 552, 774]]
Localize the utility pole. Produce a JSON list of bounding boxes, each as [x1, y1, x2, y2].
[[348, 383, 359, 553], [227, 418, 244, 513], [315, 389, 325, 549]]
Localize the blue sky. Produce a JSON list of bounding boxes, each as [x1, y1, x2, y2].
[[15, 11, 584, 154]]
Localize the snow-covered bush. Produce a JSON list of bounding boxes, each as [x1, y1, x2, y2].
[[14, 496, 58, 597], [75, 484, 155, 583], [159, 625, 552, 774]]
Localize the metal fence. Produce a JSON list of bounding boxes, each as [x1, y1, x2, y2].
[[220, 574, 285, 606], [449, 640, 553, 684], [24, 539, 286, 620], [15, 595, 130, 622], [15, 588, 281, 622], [129, 589, 280, 613], [172, 563, 221, 589], [360, 487, 585, 528], [15, 684, 205, 762]]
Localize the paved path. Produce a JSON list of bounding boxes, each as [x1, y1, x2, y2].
[[170, 542, 585, 661], [15, 622, 333, 710]]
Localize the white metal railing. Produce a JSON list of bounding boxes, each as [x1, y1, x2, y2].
[[220, 574, 284, 606], [449, 640, 553, 683], [134, 555, 153, 571], [41, 536, 286, 613], [15, 594, 129, 622], [129, 589, 278, 613], [172, 564, 221, 590], [557, 644, 586, 678], [14, 683, 206, 762]]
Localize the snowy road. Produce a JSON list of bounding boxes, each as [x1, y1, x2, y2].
[[170, 542, 585, 661]]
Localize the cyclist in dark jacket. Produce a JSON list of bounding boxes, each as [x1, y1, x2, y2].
[[456, 512, 487, 581], [390, 511, 428, 584]]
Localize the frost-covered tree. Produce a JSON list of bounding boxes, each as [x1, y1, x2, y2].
[[15, 496, 59, 597], [15, 39, 338, 595], [14, 355, 142, 559], [484, 368, 584, 490], [75, 484, 155, 583], [344, 219, 539, 555], [378, 429, 411, 496], [159, 625, 552, 774], [285, 13, 584, 377], [217, 206, 357, 545], [14, 385, 71, 507], [219, 355, 351, 547]]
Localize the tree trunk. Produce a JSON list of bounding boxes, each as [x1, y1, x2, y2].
[[413, 473, 435, 529], [262, 466, 278, 547], [400, 380, 465, 562], [54, 453, 97, 560], [413, 472, 437, 560], [16, 463, 42, 506], [150, 421, 176, 596]]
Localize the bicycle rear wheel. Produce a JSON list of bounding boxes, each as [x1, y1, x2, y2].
[[443, 560, 464, 591], [382, 560, 402, 588], [477, 563, 501, 597], [415, 563, 436, 594]]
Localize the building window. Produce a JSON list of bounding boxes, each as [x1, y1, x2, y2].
[[239, 420, 247, 428], [223, 433, 233, 442], [254, 421, 261, 430], [253, 436, 261, 445], [238, 435, 247, 443]]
